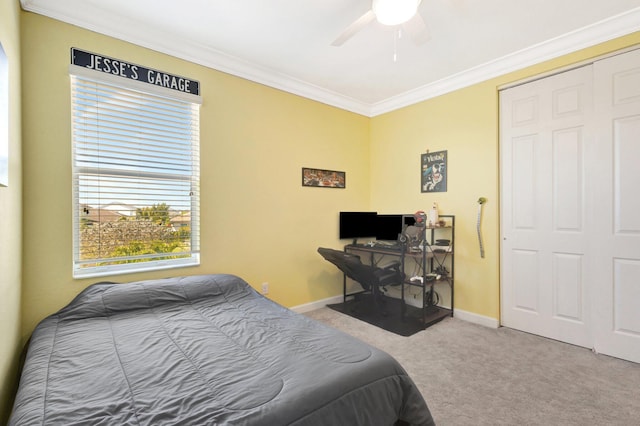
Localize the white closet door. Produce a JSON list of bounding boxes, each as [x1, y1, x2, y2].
[[592, 49, 640, 363], [500, 66, 594, 348]]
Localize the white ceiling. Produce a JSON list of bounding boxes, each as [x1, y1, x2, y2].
[[21, 0, 640, 116]]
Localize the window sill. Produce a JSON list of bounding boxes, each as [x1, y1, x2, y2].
[[73, 256, 200, 280]]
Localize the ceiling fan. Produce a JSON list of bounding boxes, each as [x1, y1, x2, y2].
[[332, 0, 430, 46]]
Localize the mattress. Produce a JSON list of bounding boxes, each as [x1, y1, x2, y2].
[[10, 274, 434, 425]]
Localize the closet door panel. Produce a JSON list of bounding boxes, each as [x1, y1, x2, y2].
[[592, 49, 640, 363], [500, 66, 593, 348]]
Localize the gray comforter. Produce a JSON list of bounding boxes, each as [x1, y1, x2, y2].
[[10, 274, 434, 425]]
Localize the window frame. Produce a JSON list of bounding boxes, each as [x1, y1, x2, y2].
[[70, 65, 201, 279]]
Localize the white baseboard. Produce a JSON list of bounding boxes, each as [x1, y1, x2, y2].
[[454, 309, 500, 328], [291, 295, 343, 314]]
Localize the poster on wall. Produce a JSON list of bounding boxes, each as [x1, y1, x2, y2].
[[421, 150, 447, 193], [302, 167, 345, 188]]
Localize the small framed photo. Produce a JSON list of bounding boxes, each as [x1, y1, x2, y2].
[[421, 150, 447, 193], [302, 167, 345, 188]]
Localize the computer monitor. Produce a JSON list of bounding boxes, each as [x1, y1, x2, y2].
[[339, 211, 377, 243], [403, 214, 416, 227], [375, 214, 404, 241]]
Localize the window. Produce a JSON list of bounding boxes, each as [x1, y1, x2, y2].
[[71, 68, 200, 278]]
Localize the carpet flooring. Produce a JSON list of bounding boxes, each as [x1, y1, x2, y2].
[[306, 307, 640, 426]]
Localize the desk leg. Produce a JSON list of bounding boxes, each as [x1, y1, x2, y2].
[[343, 273, 347, 304], [400, 251, 406, 321], [401, 280, 406, 320]]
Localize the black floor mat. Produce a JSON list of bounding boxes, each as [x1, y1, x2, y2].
[[327, 294, 450, 337]]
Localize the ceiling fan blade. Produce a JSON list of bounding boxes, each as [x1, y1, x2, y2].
[[331, 10, 376, 46], [402, 13, 430, 45]]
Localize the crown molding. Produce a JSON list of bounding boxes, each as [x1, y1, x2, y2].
[[183, 45, 374, 117], [20, 0, 373, 116], [21, 1, 640, 117], [369, 7, 640, 116]]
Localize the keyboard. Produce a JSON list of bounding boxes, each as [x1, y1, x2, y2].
[[373, 242, 402, 251], [349, 242, 403, 252]]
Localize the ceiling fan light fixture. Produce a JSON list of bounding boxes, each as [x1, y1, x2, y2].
[[372, 0, 421, 26]]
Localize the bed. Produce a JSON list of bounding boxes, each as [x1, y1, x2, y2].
[[10, 274, 434, 425]]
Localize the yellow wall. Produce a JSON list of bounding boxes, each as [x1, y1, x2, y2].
[[370, 32, 640, 320], [371, 82, 499, 319], [0, 0, 22, 422], [20, 12, 370, 339]]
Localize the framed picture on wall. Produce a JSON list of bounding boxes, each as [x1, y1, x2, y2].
[[421, 150, 447, 193], [302, 167, 345, 188]]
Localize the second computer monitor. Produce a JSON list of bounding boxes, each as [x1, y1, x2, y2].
[[375, 214, 405, 241]]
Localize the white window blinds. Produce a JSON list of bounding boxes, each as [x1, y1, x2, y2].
[[71, 72, 200, 278]]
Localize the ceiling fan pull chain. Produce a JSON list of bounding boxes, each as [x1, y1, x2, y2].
[[393, 28, 400, 62]]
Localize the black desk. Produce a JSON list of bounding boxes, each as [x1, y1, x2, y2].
[[344, 222, 454, 330]]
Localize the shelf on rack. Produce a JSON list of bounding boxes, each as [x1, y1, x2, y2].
[[405, 304, 451, 329]]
